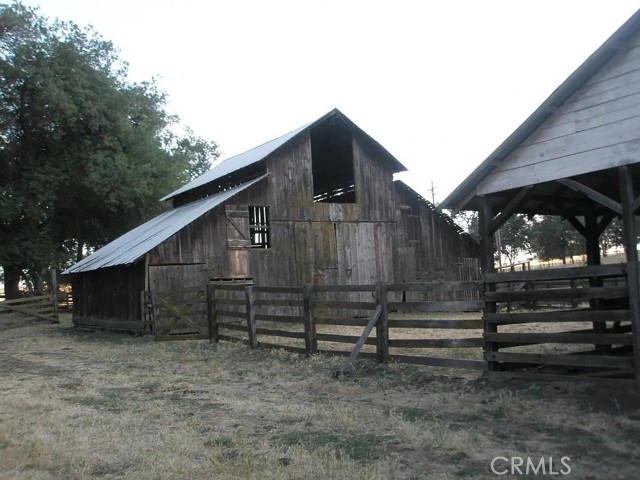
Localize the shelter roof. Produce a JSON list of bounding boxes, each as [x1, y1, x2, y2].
[[63, 176, 266, 274], [441, 9, 640, 213]]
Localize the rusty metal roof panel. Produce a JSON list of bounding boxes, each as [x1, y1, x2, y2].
[[159, 123, 310, 201], [63, 176, 266, 274]]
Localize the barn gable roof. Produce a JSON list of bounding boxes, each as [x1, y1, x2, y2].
[[161, 108, 407, 203], [63, 176, 267, 274], [441, 9, 640, 212]]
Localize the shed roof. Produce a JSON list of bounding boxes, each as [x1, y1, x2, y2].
[[440, 9, 640, 212], [63, 176, 267, 274], [161, 108, 407, 202]]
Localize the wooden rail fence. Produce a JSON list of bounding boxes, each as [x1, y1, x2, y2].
[[485, 264, 633, 377], [148, 281, 485, 372], [387, 281, 485, 370], [145, 264, 635, 380], [0, 294, 59, 323]]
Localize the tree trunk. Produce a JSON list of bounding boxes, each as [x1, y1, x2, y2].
[[2, 264, 22, 300], [32, 269, 45, 295], [77, 240, 84, 262]]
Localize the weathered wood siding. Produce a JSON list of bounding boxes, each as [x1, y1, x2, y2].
[[394, 183, 479, 281], [148, 264, 208, 291], [146, 133, 398, 287], [71, 263, 145, 331], [478, 30, 640, 195], [144, 133, 474, 294], [148, 207, 228, 269]]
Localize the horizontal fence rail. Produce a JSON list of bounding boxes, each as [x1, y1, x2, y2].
[[484, 263, 632, 378], [201, 281, 485, 371], [0, 294, 58, 323], [144, 265, 635, 381], [387, 281, 485, 371]]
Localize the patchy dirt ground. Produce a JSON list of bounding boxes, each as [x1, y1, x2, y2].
[[1, 312, 640, 479]]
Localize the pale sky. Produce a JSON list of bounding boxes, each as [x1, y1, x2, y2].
[[20, 0, 640, 203]]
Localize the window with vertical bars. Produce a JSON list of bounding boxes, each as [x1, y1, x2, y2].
[[249, 206, 270, 248]]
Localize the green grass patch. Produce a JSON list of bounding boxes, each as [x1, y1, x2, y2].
[[203, 436, 234, 448], [396, 407, 434, 423], [73, 395, 122, 412], [273, 431, 383, 461]]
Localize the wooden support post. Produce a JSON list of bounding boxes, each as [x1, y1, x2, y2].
[[376, 282, 389, 363], [206, 283, 219, 343], [619, 166, 640, 389], [303, 284, 317, 355], [140, 291, 147, 330], [479, 196, 498, 371], [150, 292, 159, 336], [585, 209, 607, 352], [245, 285, 257, 348]]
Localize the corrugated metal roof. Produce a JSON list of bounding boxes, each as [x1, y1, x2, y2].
[[160, 108, 407, 202], [159, 122, 312, 202], [63, 176, 266, 274], [440, 9, 640, 212]]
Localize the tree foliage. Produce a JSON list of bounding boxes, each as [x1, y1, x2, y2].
[[528, 215, 584, 264], [0, 2, 219, 297], [496, 214, 532, 266]]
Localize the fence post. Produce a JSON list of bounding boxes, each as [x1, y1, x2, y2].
[[303, 284, 317, 355], [206, 283, 219, 343], [140, 291, 148, 330], [245, 285, 257, 348], [150, 292, 159, 337], [376, 282, 389, 363]]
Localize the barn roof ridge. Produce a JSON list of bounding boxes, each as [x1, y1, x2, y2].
[[440, 8, 640, 212], [63, 175, 268, 274], [161, 108, 407, 202]]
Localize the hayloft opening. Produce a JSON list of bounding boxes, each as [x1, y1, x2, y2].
[[249, 206, 270, 248], [311, 120, 356, 203]]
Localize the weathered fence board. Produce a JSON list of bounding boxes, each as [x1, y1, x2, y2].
[[484, 332, 632, 345], [0, 295, 58, 323], [485, 309, 630, 324], [388, 301, 484, 312], [485, 264, 632, 378], [390, 338, 484, 348], [390, 319, 483, 329], [144, 268, 635, 381], [486, 351, 634, 369]]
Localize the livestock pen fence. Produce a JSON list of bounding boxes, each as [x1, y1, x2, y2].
[[484, 264, 633, 379], [144, 263, 636, 381], [147, 280, 486, 371]]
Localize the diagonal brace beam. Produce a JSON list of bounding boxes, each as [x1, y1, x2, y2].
[[557, 178, 622, 215], [488, 185, 534, 235]]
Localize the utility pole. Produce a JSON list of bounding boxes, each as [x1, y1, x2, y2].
[[428, 181, 436, 205]]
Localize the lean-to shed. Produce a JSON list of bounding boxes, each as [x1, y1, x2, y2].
[[441, 10, 640, 383], [65, 109, 478, 332]]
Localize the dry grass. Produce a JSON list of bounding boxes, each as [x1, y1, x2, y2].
[[1, 312, 640, 479]]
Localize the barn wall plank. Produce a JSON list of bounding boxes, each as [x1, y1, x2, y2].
[[143, 122, 476, 292]]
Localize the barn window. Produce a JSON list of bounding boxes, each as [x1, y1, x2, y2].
[[249, 206, 270, 248], [311, 119, 356, 203]]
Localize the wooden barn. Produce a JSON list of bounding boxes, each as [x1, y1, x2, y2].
[[64, 109, 478, 332], [441, 9, 640, 384]]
